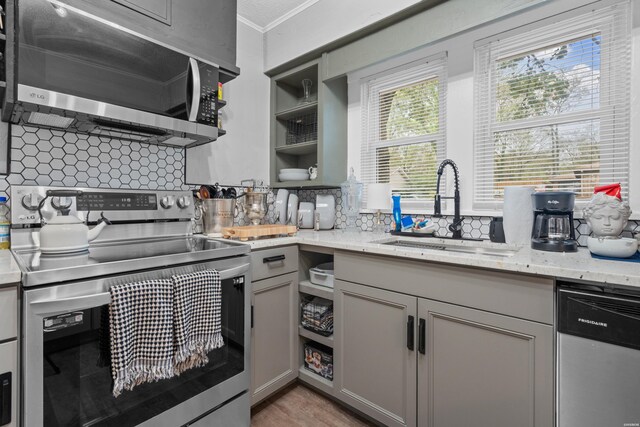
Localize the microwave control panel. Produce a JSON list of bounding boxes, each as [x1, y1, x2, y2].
[[197, 64, 220, 126]]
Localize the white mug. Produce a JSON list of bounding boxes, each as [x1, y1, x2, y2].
[[308, 166, 318, 180]]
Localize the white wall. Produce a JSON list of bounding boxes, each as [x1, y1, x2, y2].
[[263, 0, 422, 71], [186, 20, 270, 187], [348, 0, 640, 219]]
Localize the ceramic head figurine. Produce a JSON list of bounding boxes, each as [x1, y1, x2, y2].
[[582, 192, 631, 238]]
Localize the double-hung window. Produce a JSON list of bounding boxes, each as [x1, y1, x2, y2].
[[360, 53, 447, 209], [474, 1, 631, 210]]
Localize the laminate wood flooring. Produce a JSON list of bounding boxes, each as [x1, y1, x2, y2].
[[251, 383, 376, 427]]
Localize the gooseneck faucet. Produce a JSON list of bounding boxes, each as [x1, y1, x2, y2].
[[433, 159, 464, 239]]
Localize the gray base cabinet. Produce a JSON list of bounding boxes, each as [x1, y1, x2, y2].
[[251, 272, 298, 405], [334, 280, 417, 427], [333, 251, 553, 427], [250, 246, 299, 405], [418, 299, 553, 427]]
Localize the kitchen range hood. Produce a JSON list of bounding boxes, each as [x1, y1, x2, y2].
[[3, 0, 238, 148]]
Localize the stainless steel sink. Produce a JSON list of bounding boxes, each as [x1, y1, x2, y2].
[[374, 238, 519, 257]]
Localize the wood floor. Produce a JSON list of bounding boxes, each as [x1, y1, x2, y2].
[[251, 383, 376, 427]]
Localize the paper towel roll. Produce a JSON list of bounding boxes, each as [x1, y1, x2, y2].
[[503, 187, 535, 246]]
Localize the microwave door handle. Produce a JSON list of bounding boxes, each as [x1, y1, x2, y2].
[[187, 58, 201, 122], [30, 292, 112, 314]]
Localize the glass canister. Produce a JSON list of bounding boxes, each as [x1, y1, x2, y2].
[[340, 168, 363, 231]]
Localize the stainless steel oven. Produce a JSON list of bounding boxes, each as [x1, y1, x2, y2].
[[23, 257, 250, 427], [12, 186, 252, 427], [5, 0, 233, 147]]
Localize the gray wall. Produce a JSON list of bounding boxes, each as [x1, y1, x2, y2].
[[185, 21, 270, 187]]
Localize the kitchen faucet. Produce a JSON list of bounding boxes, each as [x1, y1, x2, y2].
[[433, 159, 463, 239]]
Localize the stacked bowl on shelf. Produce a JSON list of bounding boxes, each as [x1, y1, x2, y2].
[[278, 168, 309, 181]]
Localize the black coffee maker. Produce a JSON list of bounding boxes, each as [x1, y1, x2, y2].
[[531, 192, 578, 252]]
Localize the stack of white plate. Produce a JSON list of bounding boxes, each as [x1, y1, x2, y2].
[[279, 168, 309, 182]]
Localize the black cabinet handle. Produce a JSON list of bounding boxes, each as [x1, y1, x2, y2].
[[407, 315, 415, 351], [251, 305, 254, 329], [0, 372, 11, 426], [418, 318, 426, 355], [263, 255, 285, 263]]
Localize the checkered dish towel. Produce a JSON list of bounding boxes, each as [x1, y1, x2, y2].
[[109, 279, 175, 398], [172, 270, 224, 374]]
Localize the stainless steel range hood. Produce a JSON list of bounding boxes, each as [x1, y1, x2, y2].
[[4, 0, 238, 148]]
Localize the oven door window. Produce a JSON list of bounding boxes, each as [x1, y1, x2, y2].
[[41, 278, 245, 427]]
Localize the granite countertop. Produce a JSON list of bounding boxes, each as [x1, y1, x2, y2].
[[0, 250, 22, 286], [221, 230, 640, 289]]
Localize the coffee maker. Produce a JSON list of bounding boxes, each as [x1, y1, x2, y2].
[[531, 192, 578, 252]]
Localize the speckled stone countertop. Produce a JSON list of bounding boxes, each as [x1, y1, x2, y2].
[[217, 230, 640, 289], [0, 251, 22, 286]]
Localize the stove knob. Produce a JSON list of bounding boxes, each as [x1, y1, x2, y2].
[[177, 196, 191, 209], [21, 193, 44, 211], [51, 196, 73, 210], [160, 196, 175, 209]]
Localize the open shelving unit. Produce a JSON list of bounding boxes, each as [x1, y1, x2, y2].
[[270, 57, 347, 188], [0, 0, 11, 175], [297, 246, 335, 392]]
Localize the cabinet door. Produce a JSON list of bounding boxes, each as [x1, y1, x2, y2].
[[334, 280, 417, 427], [417, 299, 553, 427], [251, 272, 298, 405], [0, 340, 17, 427]]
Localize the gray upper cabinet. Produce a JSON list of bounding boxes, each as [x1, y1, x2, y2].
[[270, 57, 348, 188], [334, 279, 417, 427], [418, 298, 553, 427], [65, 0, 238, 74]]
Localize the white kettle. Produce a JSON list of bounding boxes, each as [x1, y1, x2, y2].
[[39, 190, 110, 254]]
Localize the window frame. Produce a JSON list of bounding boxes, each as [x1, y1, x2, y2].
[[473, 2, 631, 211], [360, 52, 448, 210]]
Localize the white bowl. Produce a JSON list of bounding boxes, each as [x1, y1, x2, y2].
[[587, 236, 638, 258], [279, 172, 310, 182], [280, 168, 308, 174]]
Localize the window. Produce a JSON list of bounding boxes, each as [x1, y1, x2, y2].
[[474, 2, 631, 210], [361, 53, 447, 208]]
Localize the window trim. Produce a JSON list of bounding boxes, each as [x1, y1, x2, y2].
[[472, 1, 631, 211], [360, 52, 448, 210]]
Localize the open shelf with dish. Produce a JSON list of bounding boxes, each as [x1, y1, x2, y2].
[[270, 58, 347, 188]]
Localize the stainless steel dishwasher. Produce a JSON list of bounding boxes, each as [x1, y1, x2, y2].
[[557, 282, 640, 427]]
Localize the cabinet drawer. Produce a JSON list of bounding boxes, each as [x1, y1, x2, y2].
[[251, 246, 298, 282], [0, 287, 17, 341]]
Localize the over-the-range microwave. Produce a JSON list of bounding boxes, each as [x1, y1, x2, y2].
[[2, 0, 238, 148]]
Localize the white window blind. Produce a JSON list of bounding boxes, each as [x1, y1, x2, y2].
[[473, 1, 631, 210], [361, 53, 447, 208]]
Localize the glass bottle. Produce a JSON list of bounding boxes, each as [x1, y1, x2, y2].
[[0, 197, 10, 249], [340, 168, 363, 232]]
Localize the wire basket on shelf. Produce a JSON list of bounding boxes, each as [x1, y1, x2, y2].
[[301, 297, 333, 336], [285, 112, 318, 145]]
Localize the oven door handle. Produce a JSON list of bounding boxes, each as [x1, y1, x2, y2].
[[30, 263, 250, 313], [30, 292, 112, 314], [219, 263, 250, 280]]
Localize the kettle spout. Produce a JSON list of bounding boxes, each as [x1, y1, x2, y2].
[[87, 221, 108, 242]]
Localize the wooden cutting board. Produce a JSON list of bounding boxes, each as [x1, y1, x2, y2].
[[222, 224, 298, 241]]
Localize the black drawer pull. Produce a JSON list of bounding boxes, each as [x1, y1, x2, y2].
[[418, 318, 426, 355], [407, 315, 415, 351], [0, 372, 11, 426], [263, 255, 286, 263]]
